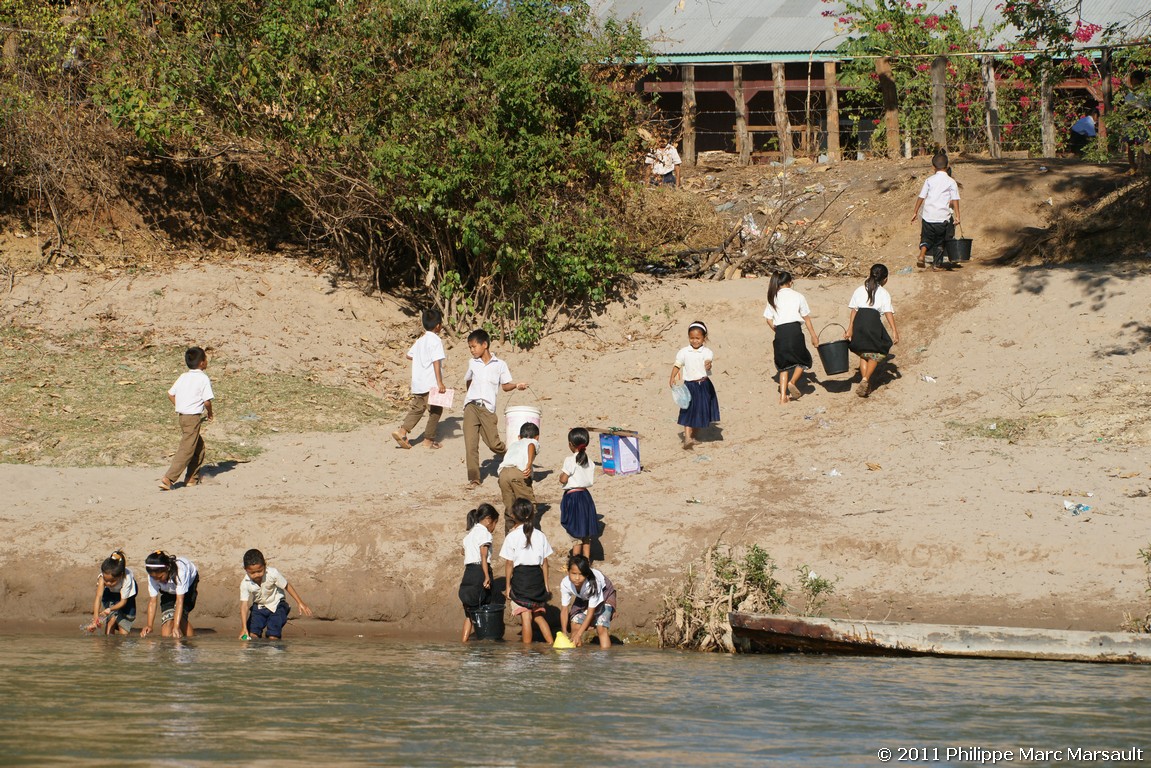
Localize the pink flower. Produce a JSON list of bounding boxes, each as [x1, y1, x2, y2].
[[1075, 55, 1091, 70], [876, 22, 892, 33], [1012, 54, 1026, 67], [924, 15, 939, 29], [1019, 95, 1031, 109], [916, 63, 930, 71]]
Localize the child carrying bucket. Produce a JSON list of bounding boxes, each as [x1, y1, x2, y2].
[[669, 321, 720, 449], [763, 270, 819, 405], [845, 263, 900, 398], [459, 503, 499, 642], [462, 329, 528, 490]]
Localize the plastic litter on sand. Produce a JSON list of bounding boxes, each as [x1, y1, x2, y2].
[[1063, 500, 1092, 515]]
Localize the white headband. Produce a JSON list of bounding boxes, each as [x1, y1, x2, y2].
[[688, 322, 707, 334]]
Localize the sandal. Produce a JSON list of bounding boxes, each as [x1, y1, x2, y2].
[[465, 480, 481, 490], [184, 475, 201, 487], [391, 430, 411, 449], [422, 440, 442, 449], [158, 478, 173, 491]]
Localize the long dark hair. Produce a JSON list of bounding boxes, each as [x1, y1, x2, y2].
[[465, 503, 499, 530], [567, 427, 590, 468], [101, 550, 127, 579], [767, 270, 792, 310], [865, 263, 889, 306], [567, 555, 600, 598], [511, 498, 536, 547]]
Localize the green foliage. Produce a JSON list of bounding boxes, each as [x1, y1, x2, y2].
[[796, 564, 839, 616], [74, 0, 653, 344]]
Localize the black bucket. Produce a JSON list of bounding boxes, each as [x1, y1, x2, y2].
[[816, 323, 851, 376], [470, 604, 505, 641], [945, 237, 972, 262]]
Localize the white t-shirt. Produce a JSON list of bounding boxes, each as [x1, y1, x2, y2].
[[762, 287, 811, 326], [917, 171, 960, 223], [464, 355, 513, 412], [674, 345, 713, 381], [105, 569, 138, 601], [462, 524, 493, 565], [559, 569, 609, 610], [168, 370, 214, 415], [848, 285, 895, 315], [499, 525, 553, 566], [646, 144, 682, 176], [147, 557, 198, 597], [499, 437, 538, 471], [240, 566, 289, 612], [408, 331, 446, 395], [562, 453, 595, 490]]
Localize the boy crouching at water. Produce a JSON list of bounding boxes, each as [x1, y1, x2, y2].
[[239, 549, 313, 640]]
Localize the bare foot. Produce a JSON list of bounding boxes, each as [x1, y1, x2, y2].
[[682, 439, 697, 450], [788, 383, 801, 400], [422, 439, 442, 449], [856, 379, 870, 398], [465, 480, 481, 490]]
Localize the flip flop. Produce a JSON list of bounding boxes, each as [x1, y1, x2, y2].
[[391, 430, 411, 449], [158, 478, 172, 491], [184, 475, 200, 486], [422, 440, 442, 449]]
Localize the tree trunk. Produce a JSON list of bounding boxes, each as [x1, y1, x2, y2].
[[824, 61, 840, 162], [931, 56, 948, 151], [772, 62, 791, 162], [1099, 47, 1112, 144], [876, 57, 900, 160], [682, 65, 697, 166], [734, 65, 750, 166], [1040, 68, 1056, 158], [981, 55, 1002, 159]]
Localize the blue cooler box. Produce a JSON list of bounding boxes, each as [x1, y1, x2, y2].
[[599, 432, 640, 476]]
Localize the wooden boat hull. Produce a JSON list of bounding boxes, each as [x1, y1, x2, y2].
[[729, 613, 1151, 663]]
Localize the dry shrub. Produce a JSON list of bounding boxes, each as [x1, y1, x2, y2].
[[617, 185, 732, 267], [1121, 545, 1151, 634], [655, 544, 788, 652]]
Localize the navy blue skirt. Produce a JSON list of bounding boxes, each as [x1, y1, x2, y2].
[[678, 378, 720, 428], [560, 488, 598, 539]]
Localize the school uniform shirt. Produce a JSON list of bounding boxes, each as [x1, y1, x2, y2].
[[464, 355, 512, 412], [408, 331, 446, 395], [917, 171, 960, 223], [168, 370, 214, 415], [561, 453, 595, 490], [848, 285, 895, 315], [240, 566, 289, 612], [499, 526, 554, 566], [762, 287, 811, 325], [147, 557, 198, 597], [646, 144, 682, 176], [559, 569, 612, 610], [674, 345, 713, 381], [498, 437, 539, 472], [107, 570, 138, 601], [462, 524, 494, 565]]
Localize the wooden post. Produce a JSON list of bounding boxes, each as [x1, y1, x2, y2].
[[3, 31, 16, 71], [824, 61, 840, 162], [682, 65, 697, 166], [981, 55, 1002, 159], [1099, 47, 1112, 144], [772, 62, 792, 162], [876, 57, 900, 159], [734, 65, 750, 165], [931, 56, 948, 150], [1040, 68, 1056, 157]]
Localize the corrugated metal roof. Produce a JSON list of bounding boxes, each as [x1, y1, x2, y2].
[[593, 0, 1146, 62]]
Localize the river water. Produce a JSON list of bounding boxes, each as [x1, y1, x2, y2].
[[1, 635, 1147, 766]]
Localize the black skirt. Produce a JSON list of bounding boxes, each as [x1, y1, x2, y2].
[[509, 565, 549, 611], [458, 563, 491, 613], [560, 488, 598, 540], [772, 321, 813, 374], [849, 307, 892, 357]]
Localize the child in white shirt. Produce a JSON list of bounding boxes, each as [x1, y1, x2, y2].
[[462, 328, 527, 489], [160, 346, 213, 490], [459, 503, 499, 642], [763, 270, 819, 405], [668, 321, 720, 449], [393, 308, 447, 449], [497, 422, 539, 532], [500, 498, 554, 644], [559, 427, 598, 560], [239, 548, 313, 640]]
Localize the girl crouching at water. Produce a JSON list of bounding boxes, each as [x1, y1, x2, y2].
[[140, 550, 199, 639], [459, 503, 499, 642], [500, 497, 554, 644], [85, 550, 137, 635], [559, 556, 617, 649], [763, 270, 819, 405], [845, 263, 900, 398]]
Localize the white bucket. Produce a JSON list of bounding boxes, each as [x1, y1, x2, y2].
[[505, 405, 541, 443]]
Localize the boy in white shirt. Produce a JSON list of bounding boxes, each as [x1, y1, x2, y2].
[[497, 422, 539, 531], [393, 308, 447, 450], [238, 548, 313, 640], [462, 329, 527, 489], [910, 152, 960, 270], [160, 346, 214, 490]]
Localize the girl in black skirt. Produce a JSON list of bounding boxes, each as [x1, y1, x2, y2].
[[763, 270, 819, 405], [459, 503, 499, 642], [669, 321, 721, 449], [499, 498, 555, 644], [845, 263, 901, 398]]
